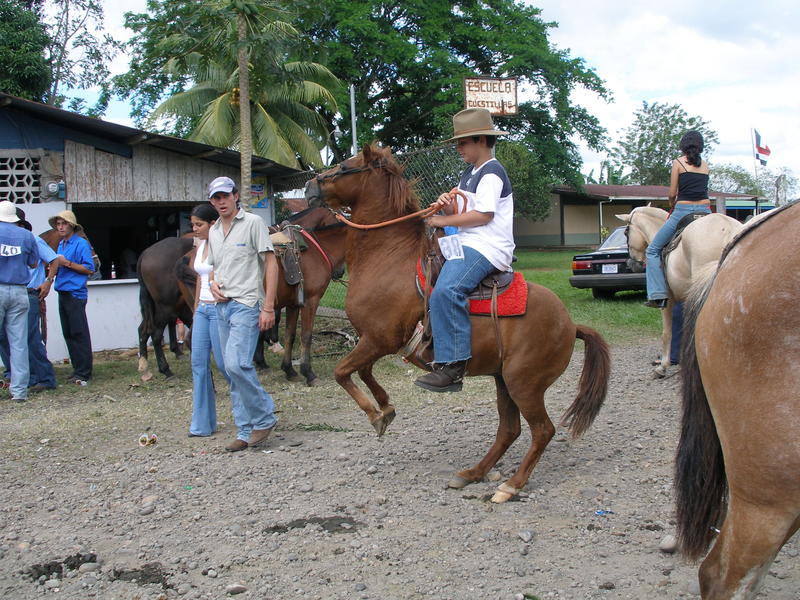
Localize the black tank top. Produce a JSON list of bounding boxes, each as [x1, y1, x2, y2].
[[677, 162, 709, 201]]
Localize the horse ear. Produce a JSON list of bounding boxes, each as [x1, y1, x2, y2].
[[616, 213, 631, 223], [361, 143, 373, 162]]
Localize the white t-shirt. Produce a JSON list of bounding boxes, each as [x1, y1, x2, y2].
[[194, 240, 216, 304], [456, 158, 515, 271]]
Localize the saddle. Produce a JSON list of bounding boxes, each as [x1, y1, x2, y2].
[[269, 223, 309, 305], [662, 213, 706, 259], [402, 250, 527, 372]]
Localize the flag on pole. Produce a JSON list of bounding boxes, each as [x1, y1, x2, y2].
[[754, 129, 771, 166]]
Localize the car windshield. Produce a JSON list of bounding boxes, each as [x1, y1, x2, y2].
[[598, 227, 628, 251]]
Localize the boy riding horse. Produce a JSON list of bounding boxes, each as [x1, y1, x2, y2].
[[414, 108, 515, 393]]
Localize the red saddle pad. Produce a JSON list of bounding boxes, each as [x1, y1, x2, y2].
[[416, 261, 528, 317]]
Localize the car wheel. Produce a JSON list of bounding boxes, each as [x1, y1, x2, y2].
[[591, 288, 616, 300]]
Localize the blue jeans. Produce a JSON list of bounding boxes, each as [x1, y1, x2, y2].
[[0, 284, 30, 399], [190, 302, 230, 436], [645, 203, 711, 300], [216, 300, 277, 441], [0, 291, 56, 388], [429, 246, 497, 364]]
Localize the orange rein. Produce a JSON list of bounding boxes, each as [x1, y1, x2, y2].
[[331, 190, 468, 230]]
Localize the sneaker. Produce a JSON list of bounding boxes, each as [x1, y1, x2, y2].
[[11, 397, 26, 403], [68, 378, 89, 386], [29, 384, 55, 394]]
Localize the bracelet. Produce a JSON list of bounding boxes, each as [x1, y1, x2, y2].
[[261, 308, 274, 313]]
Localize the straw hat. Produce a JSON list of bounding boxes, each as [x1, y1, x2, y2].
[[0, 200, 19, 223], [48, 210, 83, 232], [445, 108, 508, 142]]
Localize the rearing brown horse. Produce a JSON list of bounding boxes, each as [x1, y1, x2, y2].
[[306, 144, 611, 503]]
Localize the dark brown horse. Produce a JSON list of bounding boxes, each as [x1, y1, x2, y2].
[[306, 144, 611, 503], [138, 207, 347, 384], [676, 201, 800, 599], [137, 235, 195, 380]]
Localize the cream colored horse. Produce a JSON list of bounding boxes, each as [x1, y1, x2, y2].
[[616, 206, 742, 377]]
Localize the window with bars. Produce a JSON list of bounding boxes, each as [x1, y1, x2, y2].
[[0, 154, 41, 203]]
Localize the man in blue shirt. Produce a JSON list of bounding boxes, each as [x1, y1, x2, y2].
[[49, 210, 94, 384], [0, 201, 39, 402], [0, 210, 59, 392]]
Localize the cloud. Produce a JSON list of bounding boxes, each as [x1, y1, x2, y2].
[[532, 0, 799, 174]]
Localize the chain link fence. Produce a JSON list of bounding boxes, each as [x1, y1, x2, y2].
[[272, 145, 464, 313]]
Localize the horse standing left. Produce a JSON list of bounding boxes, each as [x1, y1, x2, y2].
[[676, 201, 800, 599], [616, 206, 741, 377], [306, 144, 611, 503]]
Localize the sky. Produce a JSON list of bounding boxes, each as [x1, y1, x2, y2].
[[86, 0, 798, 178], [530, 0, 799, 177]]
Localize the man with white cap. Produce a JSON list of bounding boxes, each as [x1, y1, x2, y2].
[[0, 200, 40, 402], [414, 108, 515, 393], [49, 209, 95, 385], [206, 176, 279, 452]]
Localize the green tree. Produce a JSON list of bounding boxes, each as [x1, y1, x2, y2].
[[709, 163, 761, 195], [117, 0, 339, 176], [291, 0, 608, 220], [611, 102, 719, 186], [0, 1, 50, 101], [585, 159, 632, 185], [42, 0, 121, 113]]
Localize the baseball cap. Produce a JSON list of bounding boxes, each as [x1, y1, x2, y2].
[[0, 201, 20, 223], [207, 176, 236, 199]]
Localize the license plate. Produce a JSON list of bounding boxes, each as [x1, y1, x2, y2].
[[601, 264, 618, 274]]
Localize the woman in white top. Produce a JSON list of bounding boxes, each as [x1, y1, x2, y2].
[[188, 204, 230, 437]]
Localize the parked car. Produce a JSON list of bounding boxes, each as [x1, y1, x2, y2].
[[569, 226, 646, 299]]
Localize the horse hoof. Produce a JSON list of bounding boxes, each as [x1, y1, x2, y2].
[[141, 371, 153, 382], [306, 377, 323, 387], [370, 409, 396, 437], [651, 367, 667, 379], [490, 482, 519, 504], [164, 374, 177, 381], [137, 357, 148, 373], [447, 475, 471, 489], [287, 374, 303, 383]]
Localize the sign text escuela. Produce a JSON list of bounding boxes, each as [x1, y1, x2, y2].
[[463, 77, 518, 115]]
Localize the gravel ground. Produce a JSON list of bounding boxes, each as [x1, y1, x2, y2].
[[0, 337, 797, 600]]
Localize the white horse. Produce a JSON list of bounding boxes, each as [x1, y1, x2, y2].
[[616, 206, 742, 377]]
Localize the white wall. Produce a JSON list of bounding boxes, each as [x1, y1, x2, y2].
[[44, 279, 141, 362]]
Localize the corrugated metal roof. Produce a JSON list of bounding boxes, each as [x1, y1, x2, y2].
[[0, 92, 302, 180]]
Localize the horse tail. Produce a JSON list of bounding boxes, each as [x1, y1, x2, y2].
[[675, 268, 728, 560], [560, 325, 611, 438]]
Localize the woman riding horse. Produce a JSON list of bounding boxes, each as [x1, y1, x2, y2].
[[644, 130, 711, 308]]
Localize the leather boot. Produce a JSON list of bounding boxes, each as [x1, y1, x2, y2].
[[414, 361, 467, 393]]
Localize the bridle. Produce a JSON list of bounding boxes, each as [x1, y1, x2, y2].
[[311, 158, 449, 230]]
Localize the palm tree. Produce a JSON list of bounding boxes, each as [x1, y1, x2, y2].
[[149, 52, 338, 170]]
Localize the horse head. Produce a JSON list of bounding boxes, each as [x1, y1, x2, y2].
[[616, 206, 668, 263], [305, 144, 419, 219]]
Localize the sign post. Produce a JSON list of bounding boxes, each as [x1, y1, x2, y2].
[[463, 77, 518, 115]]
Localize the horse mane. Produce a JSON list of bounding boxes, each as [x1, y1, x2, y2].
[[633, 205, 668, 220], [365, 144, 420, 216]]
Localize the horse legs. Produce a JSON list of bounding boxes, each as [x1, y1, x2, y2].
[[333, 339, 395, 436], [280, 306, 302, 382], [490, 376, 554, 503], [137, 321, 154, 382], [298, 301, 322, 386], [698, 497, 798, 599], [653, 299, 674, 378], [357, 362, 395, 432], [168, 321, 183, 359], [153, 325, 174, 379], [447, 375, 520, 491]]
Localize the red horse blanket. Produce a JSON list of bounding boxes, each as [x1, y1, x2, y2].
[[416, 261, 528, 317]]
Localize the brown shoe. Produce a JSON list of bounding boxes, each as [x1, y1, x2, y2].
[[225, 439, 248, 452], [248, 426, 275, 448], [414, 361, 467, 393]]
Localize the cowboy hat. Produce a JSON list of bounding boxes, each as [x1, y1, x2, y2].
[[0, 201, 19, 223], [445, 108, 508, 142], [48, 210, 83, 232]]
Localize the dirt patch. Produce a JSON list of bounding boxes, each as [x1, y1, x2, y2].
[[0, 333, 797, 600]]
